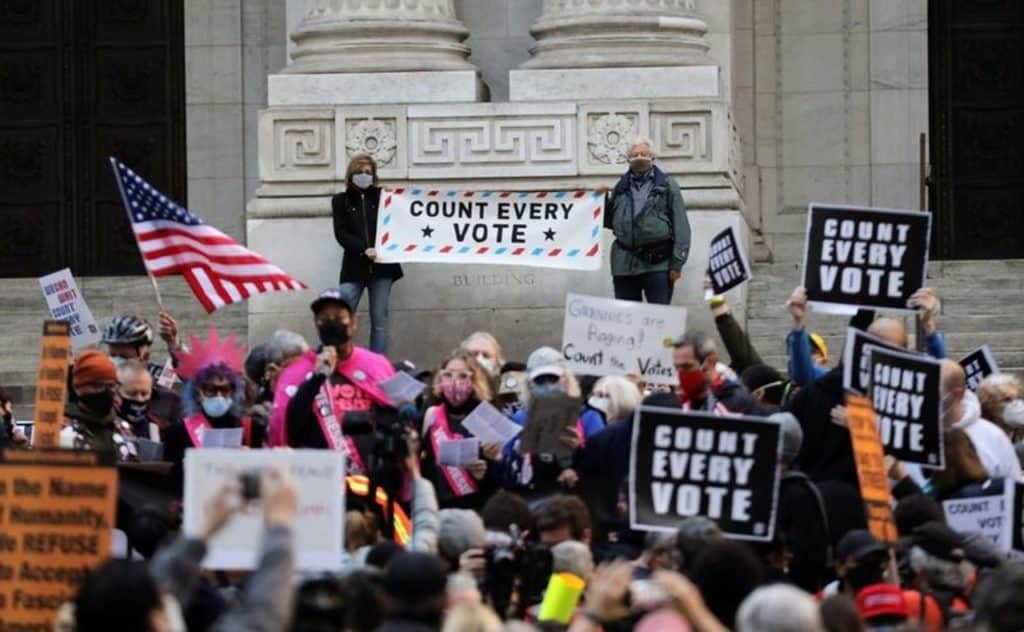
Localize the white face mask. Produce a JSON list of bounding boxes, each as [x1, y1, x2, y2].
[[1003, 399, 1024, 427], [352, 173, 374, 189], [474, 354, 495, 375], [588, 395, 610, 415]]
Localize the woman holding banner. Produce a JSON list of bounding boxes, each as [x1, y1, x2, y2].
[[332, 154, 403, 355]]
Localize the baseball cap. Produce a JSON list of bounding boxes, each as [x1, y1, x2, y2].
[[856, 584, 908, 620], [912, 521, 966, 562], [770, 412, 803, 462], [310, 289, 353, 315], [837, 529, 886, 560], [526, 346, 567, 381], [498, 371, 527, 396]]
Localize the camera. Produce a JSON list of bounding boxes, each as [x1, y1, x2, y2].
[[238, 468, 263, 501], [483, 525, 553, 620]]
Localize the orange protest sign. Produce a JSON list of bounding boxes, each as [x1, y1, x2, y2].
[[31, 321, 72, 449], [0, 449, 117, 628], [847, 393, 898, 544]]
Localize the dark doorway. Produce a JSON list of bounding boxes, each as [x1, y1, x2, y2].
[[0, 0, 186, 277], [928, 0, 1024, 260]]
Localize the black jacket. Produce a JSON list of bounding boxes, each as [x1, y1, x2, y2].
[[786, 366, 858, 485], [332, 186, 403, 283]]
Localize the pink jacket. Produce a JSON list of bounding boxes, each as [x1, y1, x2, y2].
[[268, 346, 395, 447]]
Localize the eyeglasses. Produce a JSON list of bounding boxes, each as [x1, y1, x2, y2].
[[440, 371, 473, 383], [199, 384, 234, 398]]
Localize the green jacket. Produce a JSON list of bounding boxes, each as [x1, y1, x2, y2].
[[607, 167, 691, 276], [64, 400, 118, 458]]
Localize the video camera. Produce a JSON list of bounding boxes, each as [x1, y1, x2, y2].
[[483, 525, 553, 620]]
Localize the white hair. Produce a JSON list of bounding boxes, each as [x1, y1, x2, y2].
[[593, 375, 642, 422], [628, 136, 655, 156], [266, 329, 309, 365], [551, 540, 594, 581], [736, 584, 824, 632]]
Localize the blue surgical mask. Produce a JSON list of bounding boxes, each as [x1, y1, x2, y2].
[[352, 173, 374, 189], [201, 396, 232, 419], [111, 356, 127, 369]]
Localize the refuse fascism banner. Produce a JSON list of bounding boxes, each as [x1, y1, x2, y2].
[[630, 407, 781, 540], [374, 188, 604, 270], [802, 204, 931, 313]]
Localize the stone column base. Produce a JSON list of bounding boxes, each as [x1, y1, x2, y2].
[[509, 66, 720, 102], [268, 71, 485, 107]]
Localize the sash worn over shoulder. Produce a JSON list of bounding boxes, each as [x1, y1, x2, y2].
[[183, 413, 252, 448], [427, 405, 479, 497]]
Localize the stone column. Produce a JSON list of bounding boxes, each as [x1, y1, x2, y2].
[[523, 0, 710, 69], [286, 0, 475, 73]]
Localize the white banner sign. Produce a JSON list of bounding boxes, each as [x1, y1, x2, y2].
[[561, 293, 686, 386], [374, 188, 604, 270], [38, 268, 102, 351], [184, 449, 345, 570], [943, 481, 1013, 551]]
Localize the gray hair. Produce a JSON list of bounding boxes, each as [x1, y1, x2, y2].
[[439, 509, 486, 563], [673, 332, 718, 363], [628, 136, 655, 156], [592, 375, 642, 422], [551, 540, 594, 581], [266, 329, 309, 365], [736, 584, 824, 632]]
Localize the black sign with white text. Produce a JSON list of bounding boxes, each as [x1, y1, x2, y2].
[[868, 346, 943, 469], [708, 226, 751, 295], [802, 204, 931, 312], [630, 407, 781, 540], [959, 345, 1000, 392], [842, 327, 915, 395]]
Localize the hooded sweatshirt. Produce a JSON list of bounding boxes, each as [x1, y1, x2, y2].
[[954, 390, 1023, 483]]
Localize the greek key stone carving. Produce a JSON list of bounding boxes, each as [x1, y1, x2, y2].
[[651, 110, 712, 161], [259, 110, 335, 181]]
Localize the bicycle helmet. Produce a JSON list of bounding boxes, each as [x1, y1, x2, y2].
[[102, 315, 154, 347]]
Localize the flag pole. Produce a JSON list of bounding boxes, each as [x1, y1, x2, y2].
[[915, 133, 928, 353], [109, 157, 166, 313]]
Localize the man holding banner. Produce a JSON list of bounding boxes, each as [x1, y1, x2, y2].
[[606, 138, 691, 305]]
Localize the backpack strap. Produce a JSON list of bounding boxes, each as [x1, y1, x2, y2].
[[782, 470, 833, 566]]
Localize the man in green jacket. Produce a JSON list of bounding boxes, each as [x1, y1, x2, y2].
[[605, 138, 691, 304]]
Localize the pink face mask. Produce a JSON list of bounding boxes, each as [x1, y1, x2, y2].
[[441, 381, 474, 407]]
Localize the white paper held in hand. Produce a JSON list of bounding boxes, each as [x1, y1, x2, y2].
[[438, 437, 481, 467], [461, 401, 523, 446], [379, 372, 427, 405], [199, 427, 244, 449]]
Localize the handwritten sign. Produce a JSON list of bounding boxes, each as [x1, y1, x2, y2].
[[707, 226, 751, 295], [374, 189, 604, 270], [561, 293, 686, 386], [803, 204, 930, 313], [38, 269, 102, 351], [0, 449, 117, 629], [517, 394, 582, 458], [847, 394, 898, 544], [183, 449, 345, 570], [31, 322, 72, 449], [630, 407, 781, 540]]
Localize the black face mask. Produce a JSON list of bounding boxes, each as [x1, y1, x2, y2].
[[121, 398, 150, 424], [844, 561, 885, 592], [317, 320, 351, 347], [80, 390, 115, 417]]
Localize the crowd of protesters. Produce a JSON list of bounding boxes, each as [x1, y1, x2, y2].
[[2, 149, 1024, 631]]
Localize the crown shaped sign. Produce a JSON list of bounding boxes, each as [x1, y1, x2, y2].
[[174, 326, 246, 380]]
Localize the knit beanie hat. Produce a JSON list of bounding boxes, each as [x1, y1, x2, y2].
[[73, 350, 117, 390]]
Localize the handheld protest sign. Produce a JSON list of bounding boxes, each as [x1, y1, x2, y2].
[[846, 394, 898, 544], [802, 204, 931, 313], [867, 346, 943, 469], [374, 188, 604, 271], [0, 449, 117, 629], [943, 479, 1012, 552], [959, 345, 1000, 392], [707, 226, 751, 295], [183, 449, 345, 571], [31, 321, 72, 448], [629, 406, 782, 540], [517, 394, 582, 458], [561, 293, 686, 386], [38, 268, 102, 351], [842, 327, 915, 395]]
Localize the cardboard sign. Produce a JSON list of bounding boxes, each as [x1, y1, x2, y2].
[[38, 269, 102, 351], [0, 449, 117, 628], [707, 226, 751, 295], [629, 406, 782, 540], [867, 346, 944, 469], [374, 188, 604, 271], [959, 345, 999, 392], [31, 322, 72, 449], [802, 204, 931, 313], [846, 394, 898, 544], [842, 327, 914, 396], [561, 293, 686, 386], [943, 479, 1013, 552], [183, 449, 345, 570], [517, 394, 582, 458]]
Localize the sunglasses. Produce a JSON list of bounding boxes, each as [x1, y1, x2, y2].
[[199, 384, 234, 398]]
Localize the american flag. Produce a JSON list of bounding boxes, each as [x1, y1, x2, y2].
[[110, 157, 307, 313]]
